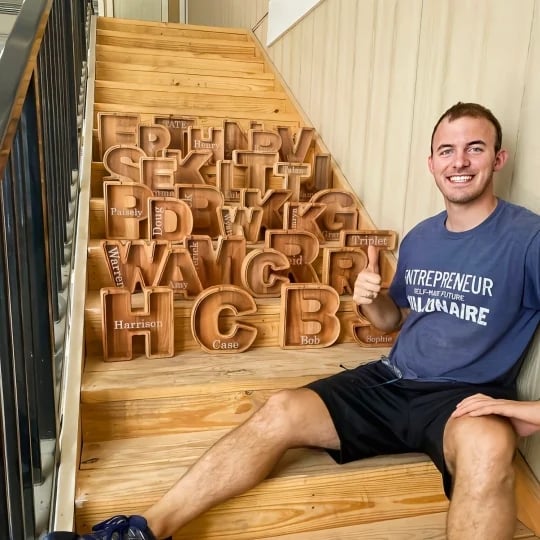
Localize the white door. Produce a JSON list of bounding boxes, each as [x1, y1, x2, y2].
[[100, 0, 169, 21]]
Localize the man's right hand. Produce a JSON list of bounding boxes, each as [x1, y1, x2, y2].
[[353, 245, 382, 305]]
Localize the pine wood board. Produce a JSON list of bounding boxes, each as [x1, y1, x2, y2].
[[75, 458, 447, 538], [265, 513, 538, 540], [515, 452, 540, 535], [95, 44, 264, 71], [80, 430, 429, 473], [80, 344, 385, 402], [92, 102, 301, 126], [93, 87, 292, 117], [97, 17, 251, 41], [80, 390, 273, 441], [95, 65, 277, 92], [96, 29, 258, 57], [95, 59, 276, 80], [94, 79, 287, 102]]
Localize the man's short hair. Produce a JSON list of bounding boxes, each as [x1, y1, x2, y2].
[[430, 102, 503, 154]]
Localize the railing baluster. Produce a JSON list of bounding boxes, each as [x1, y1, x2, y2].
[[20, 79, 57, 442], [1, 155, 36, 539], [0, 0, 93, 535]]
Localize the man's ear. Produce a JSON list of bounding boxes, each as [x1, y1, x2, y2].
[[494, 148, 508, 171], [428, 155, 434, 173]]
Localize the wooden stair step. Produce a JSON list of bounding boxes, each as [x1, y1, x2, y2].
[[95, 44, 265, 70], [93, 86, 292, 116], [81, 389, 274, 441], [79, 430, 430, 472], [80, 346, 383, 440], [96, 28, 259, 57], [92, 101, 301, 124], [94, 101, 300, 126], [95, 65, 277, 92], [94, 79, 287, 101], [95, 59, 276, 80], [75, 443, 447, 539], [265, 513, 538, 539], [80, 345, 384, 403], [96, 17, 251, 42]]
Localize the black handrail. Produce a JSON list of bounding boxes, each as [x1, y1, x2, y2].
[[0, 0, 92, 537]]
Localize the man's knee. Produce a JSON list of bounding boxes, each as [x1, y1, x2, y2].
[[445, 416, 517, 491], [251, 388, 339, 449], [251, 389, 308, 435]]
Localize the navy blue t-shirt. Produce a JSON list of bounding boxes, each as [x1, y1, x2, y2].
[[388, 199, 540, 384]]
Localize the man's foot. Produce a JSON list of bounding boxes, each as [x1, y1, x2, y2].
[[43, 515, 171, 540]]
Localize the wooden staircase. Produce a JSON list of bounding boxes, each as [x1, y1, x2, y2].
[[76, 16, 540, 539]]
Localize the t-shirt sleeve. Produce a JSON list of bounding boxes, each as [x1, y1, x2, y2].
[[388, 236, 410, 308], [524, 229, 540, 310]]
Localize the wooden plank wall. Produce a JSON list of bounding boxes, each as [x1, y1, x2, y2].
[[186, 0, 540, 480]]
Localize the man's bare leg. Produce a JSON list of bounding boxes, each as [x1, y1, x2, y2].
[[143, 388, 340, 539], [444, 414, 517, 540]]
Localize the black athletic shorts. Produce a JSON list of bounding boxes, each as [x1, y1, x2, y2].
[[305, 358, 517, 498]]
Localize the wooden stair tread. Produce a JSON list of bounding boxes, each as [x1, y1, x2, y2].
[[266, 513, 539, 539], [95, 59, 276, 79], [96, 17, 252, 41], [80, 429, 430, 472], [75, 449, 447, 538], [95, 66, 277, 92], [92, 102, 302, 124], [94, 79, 287, 101], [93, 87, 293, 116], [81, 344, 386, 402], [96, 28, 259, 56], [95, 43, 264, 67]]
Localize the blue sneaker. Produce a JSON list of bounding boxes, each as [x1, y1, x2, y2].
[[43, 515, 171, 540]]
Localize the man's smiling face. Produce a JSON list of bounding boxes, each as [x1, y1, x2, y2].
[[428, 115, 507, 207]]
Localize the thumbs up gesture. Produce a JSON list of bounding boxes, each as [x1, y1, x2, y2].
[[353, 245, 382, 305]]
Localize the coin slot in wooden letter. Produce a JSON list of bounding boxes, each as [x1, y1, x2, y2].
[[283, 202, 325, 241], [191, 285, 257, 354], [103, 145, 146, 182], [175, 185, 224, 238], [140, 157, 177, 194], [98, 112, 140, 159], [311, 189, 359, 242], [154, 115, 196, 153], [277, 126, 314, 163], [321, 247, 368, 295], [219, 206, 263, 243], [188, 126, 225, 164], [352, 307, 399, 348], [186, 235, 246, 289], [101, 287, 174, 361], [279, 284, 340, 349], [233, 150, 279, 194], [148, 197, 193, 241], [102, 239, 170, 292], [248, 129, 282, 153], [241, 248, 290, 297], [242, 188, 292, 239], [104, 182, 153, 239], [266, 230, 320, 284], [138, 124, 171, 157]]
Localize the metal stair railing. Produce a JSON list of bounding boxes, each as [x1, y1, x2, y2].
[[0, 0, 92, 537]]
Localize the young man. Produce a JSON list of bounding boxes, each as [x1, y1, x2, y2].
[[47, 103, 540, 540]]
